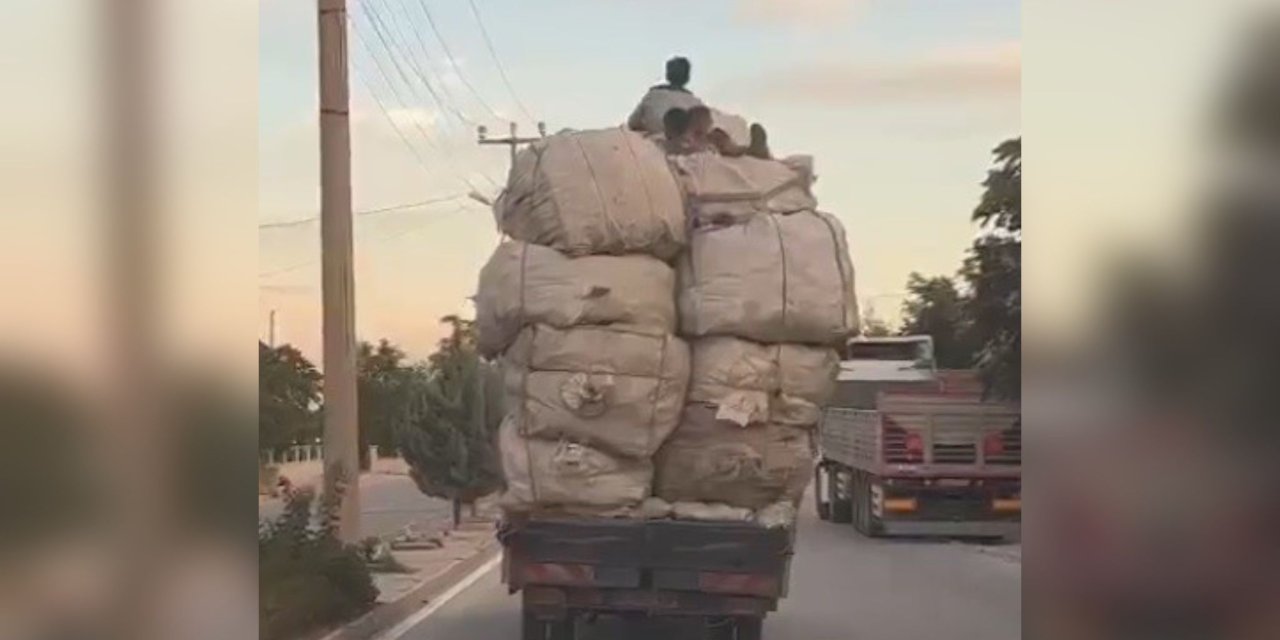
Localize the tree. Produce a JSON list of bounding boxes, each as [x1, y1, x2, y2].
[[259, 341, 322, 455], [357, 339, 413, 471], [899, 273, 978, 369], [396, 316, 504, 528], [963, 138, 1022, 399]]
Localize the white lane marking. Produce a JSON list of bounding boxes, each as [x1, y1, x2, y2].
[[372, 553, 503, 640]]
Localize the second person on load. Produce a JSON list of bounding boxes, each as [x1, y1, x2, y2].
[[685, 106, 773, 160]]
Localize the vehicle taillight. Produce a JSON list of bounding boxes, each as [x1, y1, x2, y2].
[[884, 418, 924, 463], [905, 432, 924, 455], [983, 432, 1005, 457], [522, 562, 596, 586], [698, 571, 779, 597]]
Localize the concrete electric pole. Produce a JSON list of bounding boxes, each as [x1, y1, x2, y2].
[[318, 0, 360, 542], [478, 121, 546, 166], [268, 309, 277, 348]]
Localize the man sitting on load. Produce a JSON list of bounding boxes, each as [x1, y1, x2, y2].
[[628, 57, 703, 136]]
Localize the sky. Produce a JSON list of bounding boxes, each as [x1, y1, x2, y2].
[[258, 0, 1022, 362]]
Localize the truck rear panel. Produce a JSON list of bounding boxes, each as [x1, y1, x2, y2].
[[501, 516, 794, 614], [816, 390, 1021, 538], [820, 397, 1021, 476]]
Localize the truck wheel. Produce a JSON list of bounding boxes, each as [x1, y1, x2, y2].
[[851, 471, 882, 538], [830, 469, 853, 524], [708, 616, 763, 640], [522, 611, 575, 640], [734, 616, 763, 640]]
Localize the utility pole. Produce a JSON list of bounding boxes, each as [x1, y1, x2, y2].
[[318, 0, 360, 542], [478, 121, 547, 166], [268, 309, 277, 348]]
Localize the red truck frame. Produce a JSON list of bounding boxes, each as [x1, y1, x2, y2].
[[499, 515, 794, 640]]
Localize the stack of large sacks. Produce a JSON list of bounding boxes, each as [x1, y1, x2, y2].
[[652, 151, 859, 527], [476, 124, 858, 528], [476, 127, 691, 517]]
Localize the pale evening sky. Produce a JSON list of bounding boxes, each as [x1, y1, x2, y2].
[[258, 0, 1021, 361]]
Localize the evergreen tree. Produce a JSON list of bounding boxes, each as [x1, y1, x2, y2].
[[396, 317, 504, 527]]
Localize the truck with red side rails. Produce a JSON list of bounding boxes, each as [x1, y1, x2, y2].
[[814, 336, 1022, 538]]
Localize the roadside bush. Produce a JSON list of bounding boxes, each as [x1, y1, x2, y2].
[[259, 472, 378, 640]]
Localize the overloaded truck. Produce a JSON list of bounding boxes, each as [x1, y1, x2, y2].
[[814, 336, 1022, 538], [476, 123, 854, 639]]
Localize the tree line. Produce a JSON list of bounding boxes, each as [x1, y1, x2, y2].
[[258, 316, 503, 522], [865, 138, 1021, 400]]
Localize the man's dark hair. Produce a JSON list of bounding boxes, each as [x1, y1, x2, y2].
[[687, 105, 713, 127], [666, 57, 691, 88], [663, 108, 690, 137]]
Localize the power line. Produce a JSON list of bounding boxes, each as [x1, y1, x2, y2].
[[467, 0, 537, 124], [351, 9, 498, 191], [366, 0, 479, 129], [414, 0, 504, 121], [259, 202, 483, 279], [259, 194, 468, 230], [352, 60, 440, 178]]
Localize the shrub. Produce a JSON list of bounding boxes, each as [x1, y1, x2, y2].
[[259, 471, 378, 640]]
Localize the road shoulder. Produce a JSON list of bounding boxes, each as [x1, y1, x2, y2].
[[317, 518, 501, 640]]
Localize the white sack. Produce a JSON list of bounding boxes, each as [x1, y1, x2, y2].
[[689, 337, 838, 427], [498, 417, 650, 512], [503, 325, 690, 459], [753, 501, 799, 529], [638, 497, 674, 519], [495, 128, 686, 260], [475, 242, 676, 358], [671, 501, 754, 522], [671, 153, 817, 226], [655, 404, 816, 510], [679, 210, 859, 345]]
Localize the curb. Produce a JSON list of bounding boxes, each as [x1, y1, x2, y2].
[[318, 535, 502, 640]]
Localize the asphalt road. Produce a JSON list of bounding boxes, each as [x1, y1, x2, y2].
[[260, 473, 454, 540], [397, 498, 1022, 640]]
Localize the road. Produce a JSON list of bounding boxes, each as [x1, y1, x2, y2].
[[260, 470, 454, 540], [396, 498, 1022, 640]]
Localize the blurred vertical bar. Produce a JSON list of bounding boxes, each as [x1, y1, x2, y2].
[[102, 0, 166, 637], [318, 0, 361, 542]]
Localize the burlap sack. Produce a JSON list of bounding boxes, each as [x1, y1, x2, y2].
[[671, 153, 817, 226], [502, 325, 690, 459], [475, 242, 676, 358], [498, 417, 650, 512], [689, 337, 838, 427], [710, 110, 751, 148], [654, 404, 816, 510], [494, 127, 686, 260], [679, 210, 859, 345]]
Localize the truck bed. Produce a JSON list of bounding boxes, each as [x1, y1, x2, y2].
[[500, 515, 794, 615]]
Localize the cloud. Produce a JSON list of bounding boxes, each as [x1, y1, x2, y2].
[[736, 41, 1021, 107], [734, 0, 864, 26]]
